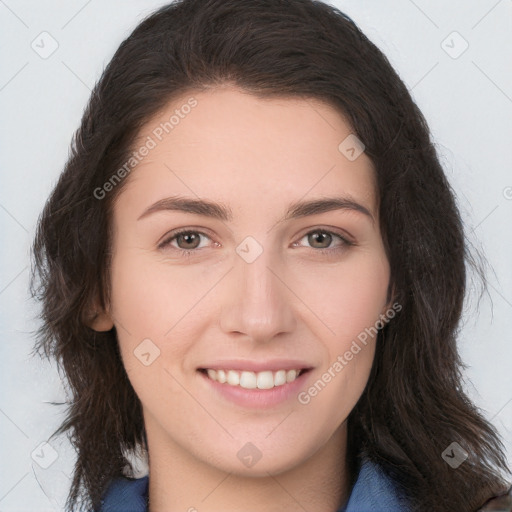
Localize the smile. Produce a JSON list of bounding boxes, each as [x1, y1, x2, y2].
[[200, 368, 306, 389]]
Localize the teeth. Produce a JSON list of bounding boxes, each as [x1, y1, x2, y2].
[[227, 370, 240, 386], [256, 371, 273, 390], [217, 369, 227, 383], [274, 370, 287, 386], [204, 368, 303, 389], [286, 369, 298, 382]]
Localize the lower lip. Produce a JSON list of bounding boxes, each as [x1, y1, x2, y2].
[[198, 370, 312, 409]]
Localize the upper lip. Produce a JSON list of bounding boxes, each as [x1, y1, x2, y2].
[[198, 359, 314, 373]]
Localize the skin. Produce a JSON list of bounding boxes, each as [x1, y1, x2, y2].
[[92, 85, 391, 512]]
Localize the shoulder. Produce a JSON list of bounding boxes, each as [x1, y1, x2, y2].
[[477, 486, 512, 512], [92, 467, 511, 512], [94, 474, 149, 512], [341, 458, 411, 511]]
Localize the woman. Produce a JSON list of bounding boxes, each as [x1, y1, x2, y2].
[[30, 0, 512, 511]]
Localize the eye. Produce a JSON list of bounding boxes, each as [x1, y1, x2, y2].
[[158, 229, 215, 257], [292, 229, 354, 255], [158, 227, 354, 258]]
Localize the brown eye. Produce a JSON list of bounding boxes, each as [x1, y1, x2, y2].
[[308, 231, 333, 249], [175, 232, 202, 250], [293, 229, 354, 255], [158, 229, 212, 255]]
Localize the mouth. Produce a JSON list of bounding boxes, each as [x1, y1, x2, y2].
[[197, 367, 312, 390]]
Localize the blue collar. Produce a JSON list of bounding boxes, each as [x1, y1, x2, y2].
[[96, 458, 410, 511]]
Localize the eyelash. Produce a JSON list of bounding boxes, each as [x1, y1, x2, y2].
[[158, 227, 354, 258]]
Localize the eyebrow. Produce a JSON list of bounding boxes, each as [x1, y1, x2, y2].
[[137, 195, 374, 224]]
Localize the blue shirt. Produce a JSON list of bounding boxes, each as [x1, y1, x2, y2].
[[96, 458, 410, 511]]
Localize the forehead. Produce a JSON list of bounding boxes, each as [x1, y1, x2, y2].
[[118, 86, 377, 221]]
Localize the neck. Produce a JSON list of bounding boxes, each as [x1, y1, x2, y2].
[[146, 420, 350, 512]]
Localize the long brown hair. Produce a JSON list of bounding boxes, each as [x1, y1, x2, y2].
[[30, 1, 511, 511]]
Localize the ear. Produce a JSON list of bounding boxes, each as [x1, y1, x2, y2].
[[89, 310, 115, 332], [84, 294, 114, 332]]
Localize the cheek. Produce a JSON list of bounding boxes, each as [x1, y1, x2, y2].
[[292, 251, 388, 418], [337, 264, 388, 333], [109, 248, 222, 388], [109, 248, 215, 338], [292, 251, 390, 340], [109, 250, 192, 416], [304, 349, 375, 437]]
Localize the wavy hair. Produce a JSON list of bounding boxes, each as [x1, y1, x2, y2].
[[30, 1, 511, 511]]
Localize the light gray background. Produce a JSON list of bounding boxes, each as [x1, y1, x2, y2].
[[1, 0, 511, 510]]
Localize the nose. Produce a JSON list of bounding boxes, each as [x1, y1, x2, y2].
[[219, 244, 296, 344]]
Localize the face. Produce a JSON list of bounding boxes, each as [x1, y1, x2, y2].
[[102, 85, 390, 476]]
